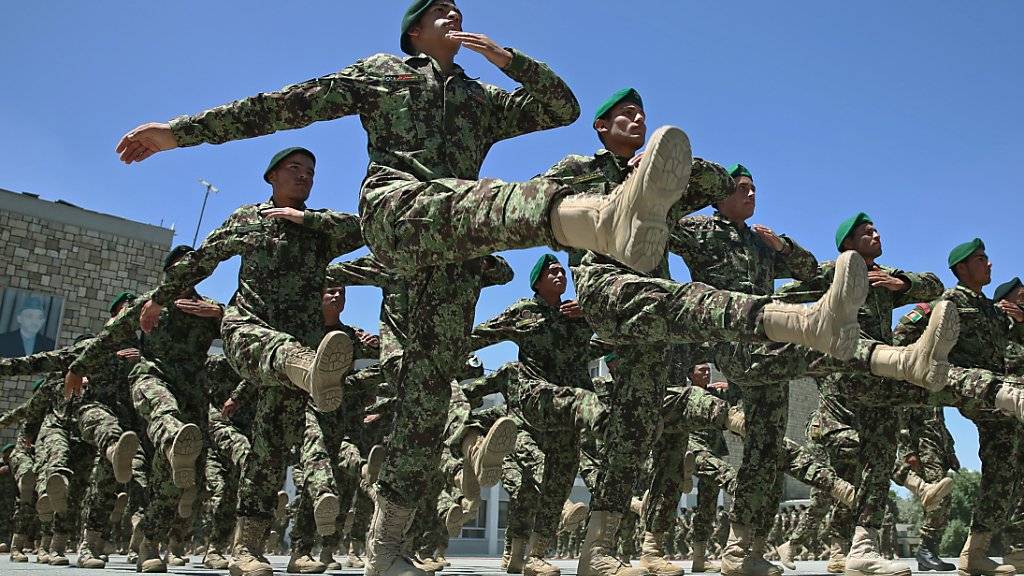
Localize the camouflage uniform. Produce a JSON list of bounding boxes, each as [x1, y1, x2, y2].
[[71, 289, 222, 543], [893, 284, 1024, 536], [168, 44, 582, 513], [1002, 341, 1024, 548], [879, 496, 898, 558], [542, 149, 771, 525], [469, 290, 599, 548], [139, 200, 362, 528]]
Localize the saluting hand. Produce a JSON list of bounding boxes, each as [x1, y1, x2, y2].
[[140, 299, 164, 333], [64, 371, 85, 399], [221, 398, 240, 418], [116, 348, 142, 363], [261, 207, 305, 224], [997, 300, 1024, 323], [445, 32, 513, 69], [175, 299, 223, 319], [560, 300, 584, 319], [116, 122, 178, 164], [867, 269, 909, 292], [751, 225, 786, 253]]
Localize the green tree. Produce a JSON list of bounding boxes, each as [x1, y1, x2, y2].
[[938, 470, 981, 557]]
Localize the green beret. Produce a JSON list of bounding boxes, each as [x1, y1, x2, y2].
[[0, 443, 13, 455], [993, 277, 1023, 302], [834, 212, 873, 251], [948, 238, 985, 269], [728, 164, 753, 180], [400, 0, 441, 55], [108, 291, 136, 315], [264, 147, 316, 183], [163, 244, 194, 271], [593, 88, 643, 122], [32, 378, 45, 392], [529, 253, 560, 290], [603, 352, 618, 364]]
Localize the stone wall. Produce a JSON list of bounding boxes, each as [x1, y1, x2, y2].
[[0, 188, 173, 444]]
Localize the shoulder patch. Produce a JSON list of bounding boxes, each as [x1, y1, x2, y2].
[[905, 303, 931, 324]]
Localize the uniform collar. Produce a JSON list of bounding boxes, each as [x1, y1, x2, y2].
[[711, 210, 748, 231], [955, 283, 987, 300], [403, 53, 472, 79], [594, 148, 632, 173]]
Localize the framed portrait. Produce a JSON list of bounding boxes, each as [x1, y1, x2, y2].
[[0, 287, 66, 358]]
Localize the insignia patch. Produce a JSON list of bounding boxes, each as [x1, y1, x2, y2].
[[383, 74, 423, 84], [572, 173, 605, 185]]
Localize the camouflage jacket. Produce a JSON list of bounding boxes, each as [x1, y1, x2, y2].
[[0, 338, 97, 435], [670, 211, 818, 296], [169, 51, 579, 186], [1006, 339, 1024, 377], [70, 288, 221, 380], [894, 283, 1024, 373], [327, 253, 513, 373], [205, 354, 255, 432], [150, 200, 363, 347], [0, 375, 64, 441], [471, 295, 596, 391], [0, 336, 93, 379]]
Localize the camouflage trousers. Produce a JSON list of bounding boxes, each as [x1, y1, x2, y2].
[[618, 505, 640, 560], [689, 430, 730, 547], [129, 359, 208, 542], [204, 407, 250, 548], [74, 395, 151, 513], [9, 441, 35, 534], [238, 386, 306, 521], [1001, 424, 1024, 549], [51, 441, 96, 538], [34, 413, 72, 499]]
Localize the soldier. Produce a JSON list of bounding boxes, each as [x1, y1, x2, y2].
[[878, 497, 898, 561], [0, 448, 15, 552], [996, 277, 1024, 570], [892, 238, 1024, 576]]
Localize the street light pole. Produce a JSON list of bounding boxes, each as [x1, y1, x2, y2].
[[194, 179, 219, 247]]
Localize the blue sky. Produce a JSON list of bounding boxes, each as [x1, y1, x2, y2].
[[3, 2, 1022, 473]]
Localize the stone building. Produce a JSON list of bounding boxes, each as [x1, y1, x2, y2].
[[0, 187, 174, 444]]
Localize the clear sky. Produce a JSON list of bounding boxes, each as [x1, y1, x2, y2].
[[3, 2, 1022, 473]]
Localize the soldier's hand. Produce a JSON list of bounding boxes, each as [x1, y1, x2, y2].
[[221, 398, 240, 418], [997, 300, 1024, 323], [445, 32, 513, 69], [356, 329, 380, 349], [867, 270, 909, 292], [116, 122, 178, 164], [560, 300, 584, 319], [140, 299, 164, 333], [628, 152, 646, 167], [904, 454, 921, 472], [261, 207, 305, 224], [364, 413, 382, 425], [709, 381, 729, 391], [751, 225, 786, 253], [175, 299, 224, 319], [64, 371, 85, 399], [116, 348, 142, 363]]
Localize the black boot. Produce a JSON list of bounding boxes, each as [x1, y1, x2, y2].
[[917, 540, 955, 571]]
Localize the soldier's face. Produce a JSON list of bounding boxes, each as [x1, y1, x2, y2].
[[847, 222, 883, 259], [322, 287, 346, 316], [595, 102, 646, 154], [268, 154, 315, 204], [16, 308, 45, 335], [718, 176, 756, 222], [536, 263, 567, 297], [689, 363, 711, 388], [1009, 286, 1024, 307], [410, 2, 463, 52], [957, 250, 992, 287]]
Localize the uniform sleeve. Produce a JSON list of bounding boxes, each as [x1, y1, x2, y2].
[[169, 60, 376, 147], [891, 270, 945, 308], [0, 384, 50, 429], [151, 210, 254, 306], [477, 255, 515, 288], [667, 216, 705, 269], [302, 209, 365, 258], [470, 301, 539, 349], [460, 362, 517, 404], [666, 159, 734, 223], [773, 236, 819, 282], [0, 342, 85, 377], [892, 302, 934, 346], [489, 49, 580, 142], [325, 255, 391, 289], [69, 294, 152, 376]]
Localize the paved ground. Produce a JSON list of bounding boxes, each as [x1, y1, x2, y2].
[[0, 555, 963, 575]]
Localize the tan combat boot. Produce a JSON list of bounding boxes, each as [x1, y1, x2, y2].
[[994, 385, 1024, 424], [639, 531, 685, 575], [752, 537, 783, 575], [524, 533, 562, 576], [828, 538, 849, 573], [462, 416, 518, 489], [287, 548, 327, 574], [1002, 549, 1024, 572], [165, 535, 189, 566], [958, 532, 1016, 576], [551, 125, 692, 274], [561, 500, 590, 533], [578, 510, 649, 576], [364, 493, 430, 576], [725, 406, 746, 437], [347, 540, 366, 568], [9, 533, 29, 562], [413, 549, 445, 572], [136, 536, 167, 573], [844, 526, 911, 576], [776, 540, 798, 570], [229, 517, 274, 576], [203, 542, 230, 569], [365, 445, 385, 484], [313, 492, 340, 536], [36, 534, 51, 563], [77, 529, 107, 569], [17, 469, 36, 502], [691, 542, 721, 573], [104, 430, 139, 484], [320, 543, 343, 570], [504, 536, 527, 573], [761, 250, 868, 361], [444, 503, 469, 537], [110, 491, 129, 523], [48, 533, 69, 566], [903, 471, 954, 513], [166, 423, 202, 489], [720, 524, 781, 576], [832, 478, 857, 509], [869, 300, 959, 390], [281, 331, 353, 412]]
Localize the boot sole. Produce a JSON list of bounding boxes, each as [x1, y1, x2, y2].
[[309, 331, 353, 412], [921, 476, 955, 512], [18, 471, 36, 502], [445, 505, 467, 537], [917, 300, 960, 391], [562, 503, 589, 532], [314, 493, 340, 536], [111, 431, 140, 484], [478, 416, 518, 488], [169, 425, 202, 489], [46, 474, 69, 514], [823, 251, 869, 360], [365, 444, 385, 485], [229, 563, 273, 576], [616, 125, 692, 273], [36, 494, 53, 515]]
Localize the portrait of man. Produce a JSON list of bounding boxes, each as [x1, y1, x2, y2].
[[0, 289, 63, 358]]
